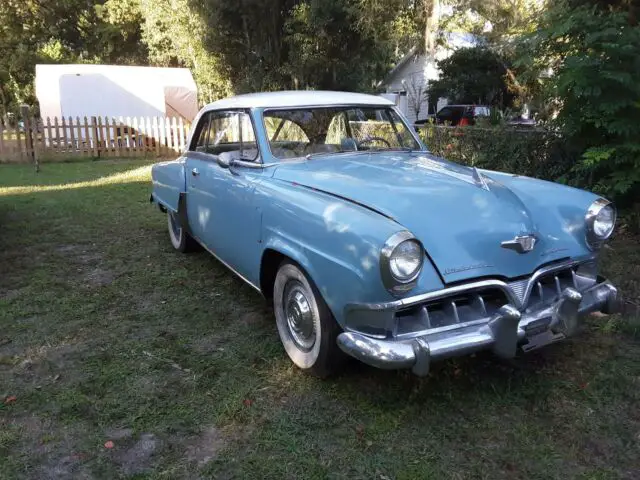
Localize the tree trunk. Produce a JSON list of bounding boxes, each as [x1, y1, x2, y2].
[[424, 0, 439, 56]]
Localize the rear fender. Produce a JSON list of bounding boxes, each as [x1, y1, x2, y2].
[[150, 159, 187, 212]]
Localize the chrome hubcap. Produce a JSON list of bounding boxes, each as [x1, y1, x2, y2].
[[284, 283, 315, 351]]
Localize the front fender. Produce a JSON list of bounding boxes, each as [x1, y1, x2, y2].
[[259, 178, 444, 326], [150, 158, 187, 212]]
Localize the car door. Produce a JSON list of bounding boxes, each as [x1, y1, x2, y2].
[[184, 109, 264, 285]]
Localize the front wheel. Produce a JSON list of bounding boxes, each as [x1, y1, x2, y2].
[[167, 210, 199, 253], [273, 261, 345, 378]]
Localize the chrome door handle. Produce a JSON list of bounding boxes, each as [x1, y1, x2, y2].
[[191, 168, 199, 176]]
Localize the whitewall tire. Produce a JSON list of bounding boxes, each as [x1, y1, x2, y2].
[[167, 211, 199, 253], [273, 261, 345, 377]]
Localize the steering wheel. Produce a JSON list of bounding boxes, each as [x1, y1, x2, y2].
[[356, 136, 392, 149]]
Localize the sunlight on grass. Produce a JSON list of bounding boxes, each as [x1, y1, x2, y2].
[[0, 165, 152, 197]]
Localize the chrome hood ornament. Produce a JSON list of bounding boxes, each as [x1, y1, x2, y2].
[[472, 167, 490, 191], [501, 234, 537, 254]]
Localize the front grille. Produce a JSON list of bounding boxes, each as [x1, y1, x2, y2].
[[520, 265, 596, 312], [394, 287, 509, 338], [508, 278, 529, 304], [392, 262, 598, 339]]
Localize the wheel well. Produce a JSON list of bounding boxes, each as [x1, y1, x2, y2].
[[260, 249, 287, 300]]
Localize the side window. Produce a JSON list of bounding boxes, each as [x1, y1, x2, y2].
[[193, 114, 211, 152], [438, 107, 452, 118], [203, 111, 259, 162]]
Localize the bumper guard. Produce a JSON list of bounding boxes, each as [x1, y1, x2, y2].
[[337, 280, 617, 376]]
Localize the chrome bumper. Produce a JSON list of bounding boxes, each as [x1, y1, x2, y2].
[[337, 280, 617, 376]]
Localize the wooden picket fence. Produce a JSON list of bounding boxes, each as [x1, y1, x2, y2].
[[0, 111, 191, 165]]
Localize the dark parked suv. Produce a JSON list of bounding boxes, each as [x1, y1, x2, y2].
[[434, 105, 490, 126]]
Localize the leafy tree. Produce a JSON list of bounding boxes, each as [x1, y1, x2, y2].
[[439, 0, 543, 45], [519, 0, 640, 203], [428, 46, 515, 108], [153, 0, 414, 94], [138, 0, 232, 103], [282, 0, 394, 91]]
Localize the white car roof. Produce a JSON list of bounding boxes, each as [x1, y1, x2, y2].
[[202, 90, 394, 110]]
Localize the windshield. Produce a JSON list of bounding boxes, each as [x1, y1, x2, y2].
[[263, 106, 422, 160]]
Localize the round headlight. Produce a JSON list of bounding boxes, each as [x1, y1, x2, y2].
[[390, 240, 423, 280], [585, 199, 616, 249], [380, 231, 424, 294]]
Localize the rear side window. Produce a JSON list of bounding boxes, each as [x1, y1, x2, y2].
[[474, 106, 490, 117]]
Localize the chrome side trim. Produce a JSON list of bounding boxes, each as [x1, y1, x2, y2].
[[194, 236, 263, 294]]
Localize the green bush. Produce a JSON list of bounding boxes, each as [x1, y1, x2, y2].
[[417, 125, 574, 182], [517, 1, 640, 206]]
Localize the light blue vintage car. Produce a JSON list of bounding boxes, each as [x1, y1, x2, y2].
[[150, 91, 618, 377]]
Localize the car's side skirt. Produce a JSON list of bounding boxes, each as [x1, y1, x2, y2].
[[193, 235, 263, 295]]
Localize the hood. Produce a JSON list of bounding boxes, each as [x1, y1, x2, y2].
[[272, 152, 587, 283]]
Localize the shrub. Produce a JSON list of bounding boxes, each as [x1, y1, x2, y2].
[[517, 1, 640, 206], [418, 125, 574, 182]]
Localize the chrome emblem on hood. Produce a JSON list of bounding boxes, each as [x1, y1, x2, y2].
[[472, 167, 490, 191], [501, 234, 537, 254]]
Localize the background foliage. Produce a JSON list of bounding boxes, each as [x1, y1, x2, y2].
[[0, 0, 638, 208], [419, 125, 573, 183], [517, 0, 640, 205], [427, 46, 516, 109]]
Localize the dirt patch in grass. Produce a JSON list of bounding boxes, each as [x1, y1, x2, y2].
[[83, 267, 116, 287], [54, 243, 118, 287], [184, 426, 228, 467], [0, 289, 22, 302], [183, 424, 254, 469], [111, 433, 159, 476], [4, 415, 94, 480]]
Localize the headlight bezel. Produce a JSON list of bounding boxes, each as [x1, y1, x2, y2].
[[585, 198, 616, 250], [380, 231, 424, 295]]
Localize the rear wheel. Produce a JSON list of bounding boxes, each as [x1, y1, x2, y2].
[[167, 210, 199, 253], [273, 261, 345, 378]]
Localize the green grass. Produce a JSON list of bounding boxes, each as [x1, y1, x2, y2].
[[0, 159, 639, 479]]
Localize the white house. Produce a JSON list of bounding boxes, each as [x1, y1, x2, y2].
[[381, 33, 477, 124]]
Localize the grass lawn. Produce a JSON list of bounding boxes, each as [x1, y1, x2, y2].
[[1, 159, 639, 479]]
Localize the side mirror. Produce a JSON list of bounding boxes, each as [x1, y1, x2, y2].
[[216, 151, 234, 169]]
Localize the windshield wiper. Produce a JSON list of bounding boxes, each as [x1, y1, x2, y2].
[[386, 146, 414, 152], [366, 146, 414, 153], [305, 150, 359, 160]]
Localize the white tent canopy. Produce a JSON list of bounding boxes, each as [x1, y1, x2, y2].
[[35, 64, 198, 122]]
